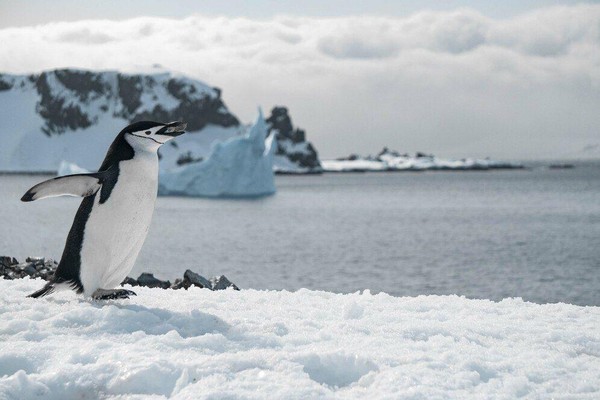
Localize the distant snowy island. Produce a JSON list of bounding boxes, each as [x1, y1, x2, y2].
[[323, 148, 524, 173]]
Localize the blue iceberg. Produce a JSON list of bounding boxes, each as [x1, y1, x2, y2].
[[158, 110, 276, 198]]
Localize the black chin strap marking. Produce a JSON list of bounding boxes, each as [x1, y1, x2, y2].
[[130, 132, 164, 145]]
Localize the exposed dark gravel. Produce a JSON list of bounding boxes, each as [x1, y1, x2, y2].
[[1, 256, 239, 291]]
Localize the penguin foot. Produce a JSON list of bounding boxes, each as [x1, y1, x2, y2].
[[92, 288, 137, 300]]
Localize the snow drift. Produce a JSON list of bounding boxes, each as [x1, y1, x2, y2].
[[158, 111, 276, 198], [0, 279, 598, 399]]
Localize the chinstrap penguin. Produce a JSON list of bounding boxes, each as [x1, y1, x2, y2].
[[23, 120, 187, 300]]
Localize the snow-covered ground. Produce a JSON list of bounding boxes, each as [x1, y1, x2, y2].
[[1, 279, 598, 399]]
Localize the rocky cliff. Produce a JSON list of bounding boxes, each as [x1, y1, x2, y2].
[[266, 107, 322, 174]]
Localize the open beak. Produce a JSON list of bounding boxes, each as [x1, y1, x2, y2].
[[160, 121, 187, 137]]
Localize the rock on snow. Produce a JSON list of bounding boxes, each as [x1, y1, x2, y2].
[[158, 111, 276, 198], [1, 279, 599, 399]]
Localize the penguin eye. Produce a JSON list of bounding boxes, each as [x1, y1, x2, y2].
[[145, 131, 151, 135]]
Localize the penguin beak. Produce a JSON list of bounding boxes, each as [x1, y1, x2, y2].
[[160, 121, 187, 137]]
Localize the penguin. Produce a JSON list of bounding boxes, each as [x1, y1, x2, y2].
[[23, 120, 187, 300]]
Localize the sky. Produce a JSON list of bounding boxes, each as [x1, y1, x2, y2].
[[0, 0, 598, 159]]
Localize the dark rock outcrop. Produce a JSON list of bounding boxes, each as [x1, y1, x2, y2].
[[135, 272, 171, 289], [0, 76, 13, 91], [176, 152, 204, 166], [1, 255, 240, 292], [183, 269, 212, 289], [266, 106, 322, 173], [3, 68, 240, 137], [123, 270, 239, 291], [0, 256, 57, 280], [36, 72, 94, 135], [210, 275, 240, 291]]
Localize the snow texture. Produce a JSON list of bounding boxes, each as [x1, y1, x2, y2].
[[322, 159, 389, 173], [0, 278, 599, 399], [158, 111, 276, 198]]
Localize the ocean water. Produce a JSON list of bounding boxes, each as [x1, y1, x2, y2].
[[1, 163, 599, 305]]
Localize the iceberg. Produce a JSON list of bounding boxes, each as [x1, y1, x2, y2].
[[158, 110, 276, 198]]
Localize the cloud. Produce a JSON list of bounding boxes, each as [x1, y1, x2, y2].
[[318, 35, 399, 59], [53, 26, 115, 44], [0, 5, 598, 159]]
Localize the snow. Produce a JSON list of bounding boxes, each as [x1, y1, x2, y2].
[[1, 278, 599, 399], [321, 159, 389, 172], [273, 155, 313, 174], [322, 153, 523, 173], [158, 111, 276, 198]]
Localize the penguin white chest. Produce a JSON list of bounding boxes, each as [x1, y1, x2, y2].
[[79, 152, 158, 293]]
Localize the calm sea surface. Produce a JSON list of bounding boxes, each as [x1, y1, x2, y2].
[[1, 162, 599, 305]]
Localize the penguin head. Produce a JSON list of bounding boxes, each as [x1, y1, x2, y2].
[[123, 120, 187, 149]]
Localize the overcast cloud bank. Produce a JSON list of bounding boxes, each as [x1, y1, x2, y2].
[[0, 5, 598, 159]]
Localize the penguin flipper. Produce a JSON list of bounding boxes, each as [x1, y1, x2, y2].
[[21, 172, 106, 202]]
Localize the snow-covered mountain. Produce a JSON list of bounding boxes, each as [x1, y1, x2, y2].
[[0, 68, 323, 175], [266, 107, 322, 174], [0, 68, 243, 172]]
